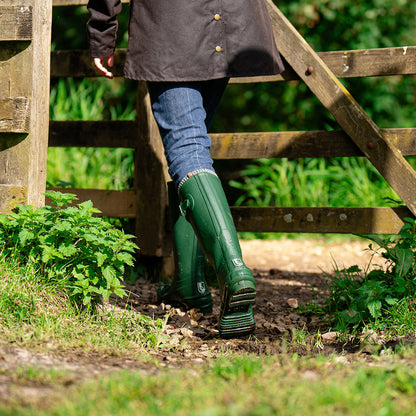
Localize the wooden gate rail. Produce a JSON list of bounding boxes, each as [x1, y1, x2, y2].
[[50, 46, 416, 80], [50, 123, 416, 159], [45, 0, 416, 258]]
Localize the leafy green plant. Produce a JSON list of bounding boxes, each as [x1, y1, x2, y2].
[[306, 218, 416, 331], [229, 157, 401, 208], [0, 191, 137, 308]]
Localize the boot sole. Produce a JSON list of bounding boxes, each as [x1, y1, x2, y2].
[[219, 283, 256, 338]]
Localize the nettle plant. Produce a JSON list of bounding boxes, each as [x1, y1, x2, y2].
[[0, 191, 137, 308], [310, 218, 416, 330]]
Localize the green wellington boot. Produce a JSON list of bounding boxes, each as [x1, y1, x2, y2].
[[157, 182, 213, 314], [178, 171, 256, 338]]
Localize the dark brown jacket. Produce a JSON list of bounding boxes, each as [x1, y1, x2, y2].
[[87, 0, 284, 81]]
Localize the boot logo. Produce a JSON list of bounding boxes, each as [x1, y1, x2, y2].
[[197, 282, 206, 294], [232, 258, 244, 267]]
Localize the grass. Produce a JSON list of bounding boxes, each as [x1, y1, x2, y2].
[[2, 228, 416, 415], [0, 254, 169, 354], [3, 351, 416, 415], [230, 156, 403, 208]]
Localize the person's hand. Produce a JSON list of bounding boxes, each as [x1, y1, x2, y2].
[[93, 54, 114, 79]]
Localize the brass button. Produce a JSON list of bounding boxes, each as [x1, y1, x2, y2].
[[214, 14, 221, 20], [215, 45, 222, 52]]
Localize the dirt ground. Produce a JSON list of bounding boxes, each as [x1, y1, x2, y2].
[[121, 238, 386, 357], [0, 238, 402, 404]]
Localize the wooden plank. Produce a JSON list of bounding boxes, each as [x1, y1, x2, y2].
[[211, 128, 416, 159], [232, 206, 412, 235], [51, 47, 416, 79], [52, 0, 129, 6], [46, 187, 136, 218], [233, 47, 416, 83], [265, 0, 416, 216], [48, 123, 416, 159], [49, 120, 137, 147], [0, 97, 30, 133], [0, 6, 32, 41]]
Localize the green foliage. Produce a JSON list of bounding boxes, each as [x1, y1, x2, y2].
[[307, 218, 416, 331], [230, 157, 400, 208], [50, 78, 136, 122], [0, 191, 137, 308], [213, 0, 416, 133]]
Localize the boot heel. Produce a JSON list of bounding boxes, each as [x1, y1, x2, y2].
[[219, 305, 256, 338], [219, 285, 256, 338]]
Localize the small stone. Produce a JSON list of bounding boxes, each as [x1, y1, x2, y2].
[[322, 331, 338, 343], [263, 322, 272, 328], [287, 298, 299, 308], [180, 328, 194, 337]]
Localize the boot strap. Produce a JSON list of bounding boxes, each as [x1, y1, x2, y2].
[[179, 196, 194, 216]]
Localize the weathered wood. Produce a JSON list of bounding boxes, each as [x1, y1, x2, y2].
[[49, 120, 137, 147], [0, 97, 30, 133], [134, 82, 170, 257], [0, 0, 51, 211], [233, 47, 416, 83], [46, 187, 136, 217], [0, 6, 32, 41], [48, 123, 416, 159], [26, 0, 53, 208], [0, 184, 27, 213], [50, 47, 416, 79], [52, 0, 129, 6], [211, 128, 416, 159], [266, 0, 416, 216], [232, 206, 412, 235]]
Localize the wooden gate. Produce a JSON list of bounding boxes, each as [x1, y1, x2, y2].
[[2, 0, 416, 266]]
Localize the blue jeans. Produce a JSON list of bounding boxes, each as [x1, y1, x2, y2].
[[147, 78, 229, 188]]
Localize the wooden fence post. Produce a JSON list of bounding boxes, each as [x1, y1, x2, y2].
[[0, 0, 52, 212], [134, 82, 172, 262]]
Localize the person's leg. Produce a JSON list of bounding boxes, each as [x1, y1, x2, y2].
[[148, 79, 255, 338], [147, 81, 215, 188]]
